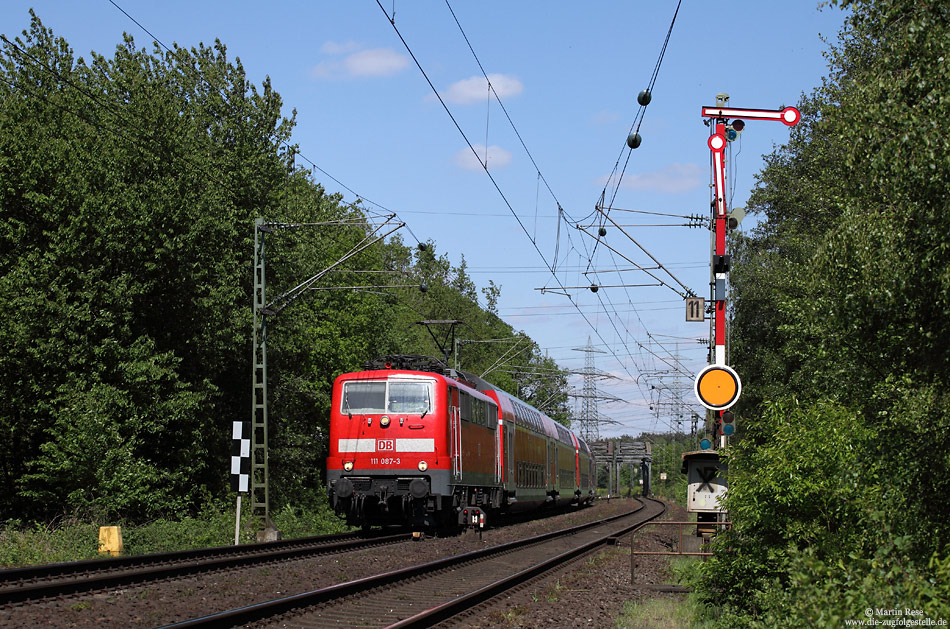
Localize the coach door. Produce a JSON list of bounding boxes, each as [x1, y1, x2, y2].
[[449, 386, 462, 480], [491, 413, 505, 484], [548, 442, 555, 489], [507, 423, 515, 488]]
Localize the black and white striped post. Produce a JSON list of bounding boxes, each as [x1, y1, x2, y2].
[[231, 420, 251, 544]]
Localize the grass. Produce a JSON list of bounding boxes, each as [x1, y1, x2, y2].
[[617, 596, 703, 629], [489, 605, 530, 626], [616, 553, 718, 628], [0, 502, 350, 568]]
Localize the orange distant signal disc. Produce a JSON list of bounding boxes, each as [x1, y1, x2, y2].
[[694, 364, 741, 410]]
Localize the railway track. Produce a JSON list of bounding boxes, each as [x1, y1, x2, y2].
[[0, 529, 411, 604], [163, 497, 666, 628]]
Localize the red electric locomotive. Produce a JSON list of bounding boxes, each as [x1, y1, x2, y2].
[[326, 355, 595, 529]]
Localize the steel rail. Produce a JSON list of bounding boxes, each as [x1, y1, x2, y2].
[[162, 499, 656, 628], [388, 498, 668, 628], [0, 530, 410, 604]]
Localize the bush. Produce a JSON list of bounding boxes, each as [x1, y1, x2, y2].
[[0, 501, 351, 567], [0, 518, 99, 568], [270, 502, 349, 539], [693, 395, 950, 625]]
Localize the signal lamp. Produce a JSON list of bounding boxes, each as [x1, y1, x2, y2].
[[723, 424, 735, 436], [721, 410, 734, 424], [700, 438, 712, 450], [343, 461, 354, 471], [418, 460, 428, 472], [380, 415, 391, 427], [725, 120, 744, 142]]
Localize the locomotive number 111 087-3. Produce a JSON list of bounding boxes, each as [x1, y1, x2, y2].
[[370, 457, 401, 466]]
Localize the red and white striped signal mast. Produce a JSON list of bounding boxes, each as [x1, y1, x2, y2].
[[695, 94, 800, 444]]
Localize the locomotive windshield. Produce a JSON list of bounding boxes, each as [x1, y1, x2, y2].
[[341, 379, 433, 415], [387, 381, 431, 414], [342, 381, 386, 413]]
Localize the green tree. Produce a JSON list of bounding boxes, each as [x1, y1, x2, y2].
[[0, 11, 575, 527], [705, 0, 950, 623], [1, 13, 300, 520]]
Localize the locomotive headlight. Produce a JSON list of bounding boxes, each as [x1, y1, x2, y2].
[[418, 460, 428, 472], [343, 461, 354, 472], [380, 415, 391, 427]]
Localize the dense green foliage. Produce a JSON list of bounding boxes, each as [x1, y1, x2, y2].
[[0, 501, 349, 567], [0, 12, 571, 528], [701, 0, 950, 623]]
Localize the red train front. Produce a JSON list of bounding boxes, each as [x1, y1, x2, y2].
[[326, 355, 595, 530], [326, 358, 499, 528]]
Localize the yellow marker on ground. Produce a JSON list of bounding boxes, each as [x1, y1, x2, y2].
[[98, 526, 123, 556]]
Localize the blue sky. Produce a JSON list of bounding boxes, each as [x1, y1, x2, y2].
[[2, 1, 848, 438]]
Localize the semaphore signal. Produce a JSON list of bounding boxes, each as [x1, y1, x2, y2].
[[694, 95, 800, 427], [701, 105, 801, 126]]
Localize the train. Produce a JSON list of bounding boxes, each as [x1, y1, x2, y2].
[[326, 355, 596, 530]]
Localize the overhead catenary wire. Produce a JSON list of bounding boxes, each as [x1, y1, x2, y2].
[[0, 34, 253, 204], [443, 0, 565, 219], [4, 7, 438, 342], [103, 1, 696, 434], [105, 0, 426, 247], [595, 0, 684, 220], [374, 0, 670, 424]]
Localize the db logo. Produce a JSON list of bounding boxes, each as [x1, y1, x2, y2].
[[377, 439, 395, 452]]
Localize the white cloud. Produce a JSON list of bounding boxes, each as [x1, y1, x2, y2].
[[439, 73, 523, 104], [453, 144, 513, 171], [311, 46, 408, 79], [344, 48, 409, 77], [597, 162, 704, 194]]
